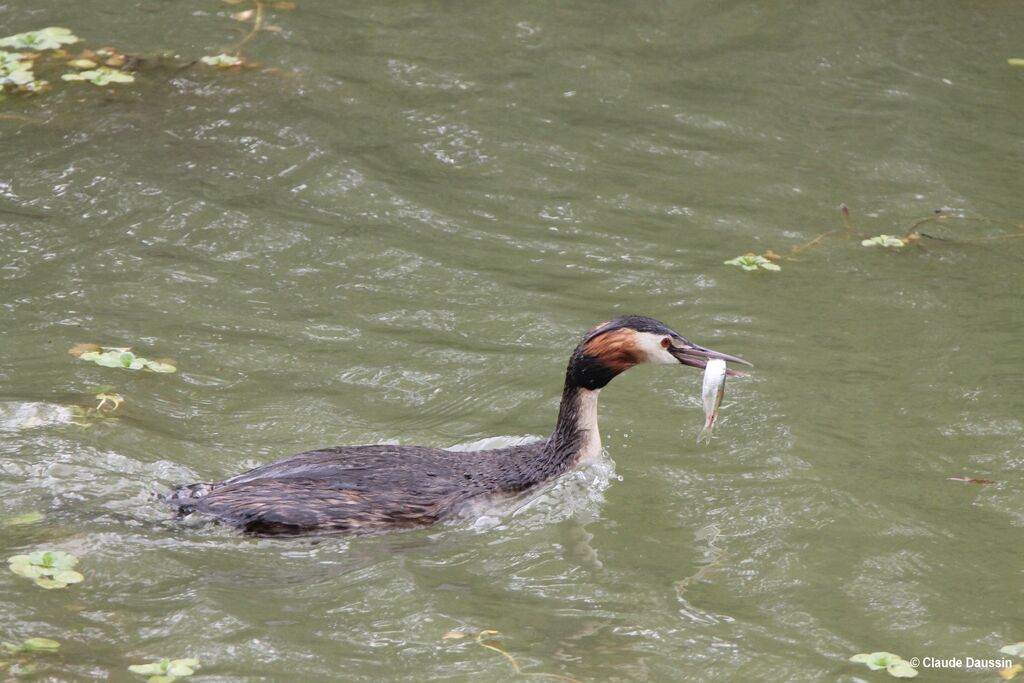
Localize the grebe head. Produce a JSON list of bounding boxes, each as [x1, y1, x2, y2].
[[568, 315, 751, 390]]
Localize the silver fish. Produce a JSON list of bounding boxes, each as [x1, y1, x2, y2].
[[697, 359, 727, 444]]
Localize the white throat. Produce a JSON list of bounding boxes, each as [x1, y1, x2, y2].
[[574, 388, 603, 464]]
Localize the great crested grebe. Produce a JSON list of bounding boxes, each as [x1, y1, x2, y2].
[[167, 315, 750, 535]]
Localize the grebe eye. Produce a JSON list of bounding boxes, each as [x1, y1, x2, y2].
[[660, 337, 671, 349]]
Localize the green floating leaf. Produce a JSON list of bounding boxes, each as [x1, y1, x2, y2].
[[850, 652, 918, 678], [53, 569, 84, 584], [19, 638, 60, 652], [1009, 58, 1024, 67], [73, 346, 176, 373], [61, 66, 135, 86], [886, 660, 918, 678], [0, 51, 23, 68], [142, 360, 177, 374], [8, 558, 44, 579], [0, 50, 38, 89], [3, 511, 45, 527], [2, 69, 35, 87], [723, 254, 781, 272], [166, 659, 199, 676], [851, 652, 893, 670], [129, 658, 199, 682], [861, 234, 906, 248], [7, 550, 82, 588], [38, 550, 78, 571], [0, 27, 79, 51], [200, 53, 244, 67], [129, 663, 167, 676], [1002, 643, 1024, 657], [2, 638, 59, 655]]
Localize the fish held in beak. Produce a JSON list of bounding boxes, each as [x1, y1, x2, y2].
[[697, 359, 728, 444]]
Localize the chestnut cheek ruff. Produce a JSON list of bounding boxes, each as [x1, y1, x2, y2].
[[568, 329, 641, 390]]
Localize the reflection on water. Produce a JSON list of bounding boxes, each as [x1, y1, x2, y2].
[[2, 0, 1023, 680]]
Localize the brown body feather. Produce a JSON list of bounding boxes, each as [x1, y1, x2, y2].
[[169, 400, 585, 535], [166, 315, 734, 536]]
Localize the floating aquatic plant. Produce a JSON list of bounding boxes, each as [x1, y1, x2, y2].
[[67, 392, 122, 427], [861, 234, 906, 248], [8, 550, 84, 589], [723, 253, 781, 272], [95, 392, 124, 411], [1009, 58, 1024, 67], [0, 27, 79, 51], [1001, 643, 1024, 657], [0, 29, 141, 97], [850, 652, 918, 678], [61, 66, 135, 86], [66, 57, 98, 70], [69, 344, 177, 373], [1002, 645, 1024, 680], [200, 53, 244, 67], [63, 388, 127, 428], [128, 658, 200, 683], [0, 51, 36, 88], [0, 637, 59, 676], [2, 511, 45, 527], [2, 638, 60, 653]]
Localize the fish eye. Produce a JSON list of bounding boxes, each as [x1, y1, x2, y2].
[[660, 337, 671, 349]]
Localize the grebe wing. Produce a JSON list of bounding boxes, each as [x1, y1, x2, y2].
[[222, 445, 462, 487], [193, 476, 459, 534]]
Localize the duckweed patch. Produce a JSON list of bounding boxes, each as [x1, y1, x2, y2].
[[8, 550, 84, 589]]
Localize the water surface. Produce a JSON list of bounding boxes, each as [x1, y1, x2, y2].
[[2, 1, 1023, 681]]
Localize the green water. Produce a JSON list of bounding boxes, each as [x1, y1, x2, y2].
[[2, 1, 1023, 681]]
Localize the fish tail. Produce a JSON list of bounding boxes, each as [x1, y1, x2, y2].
[[696, 416, 715, 445]]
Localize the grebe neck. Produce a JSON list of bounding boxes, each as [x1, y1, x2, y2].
[[536, 383, 602, 477]]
